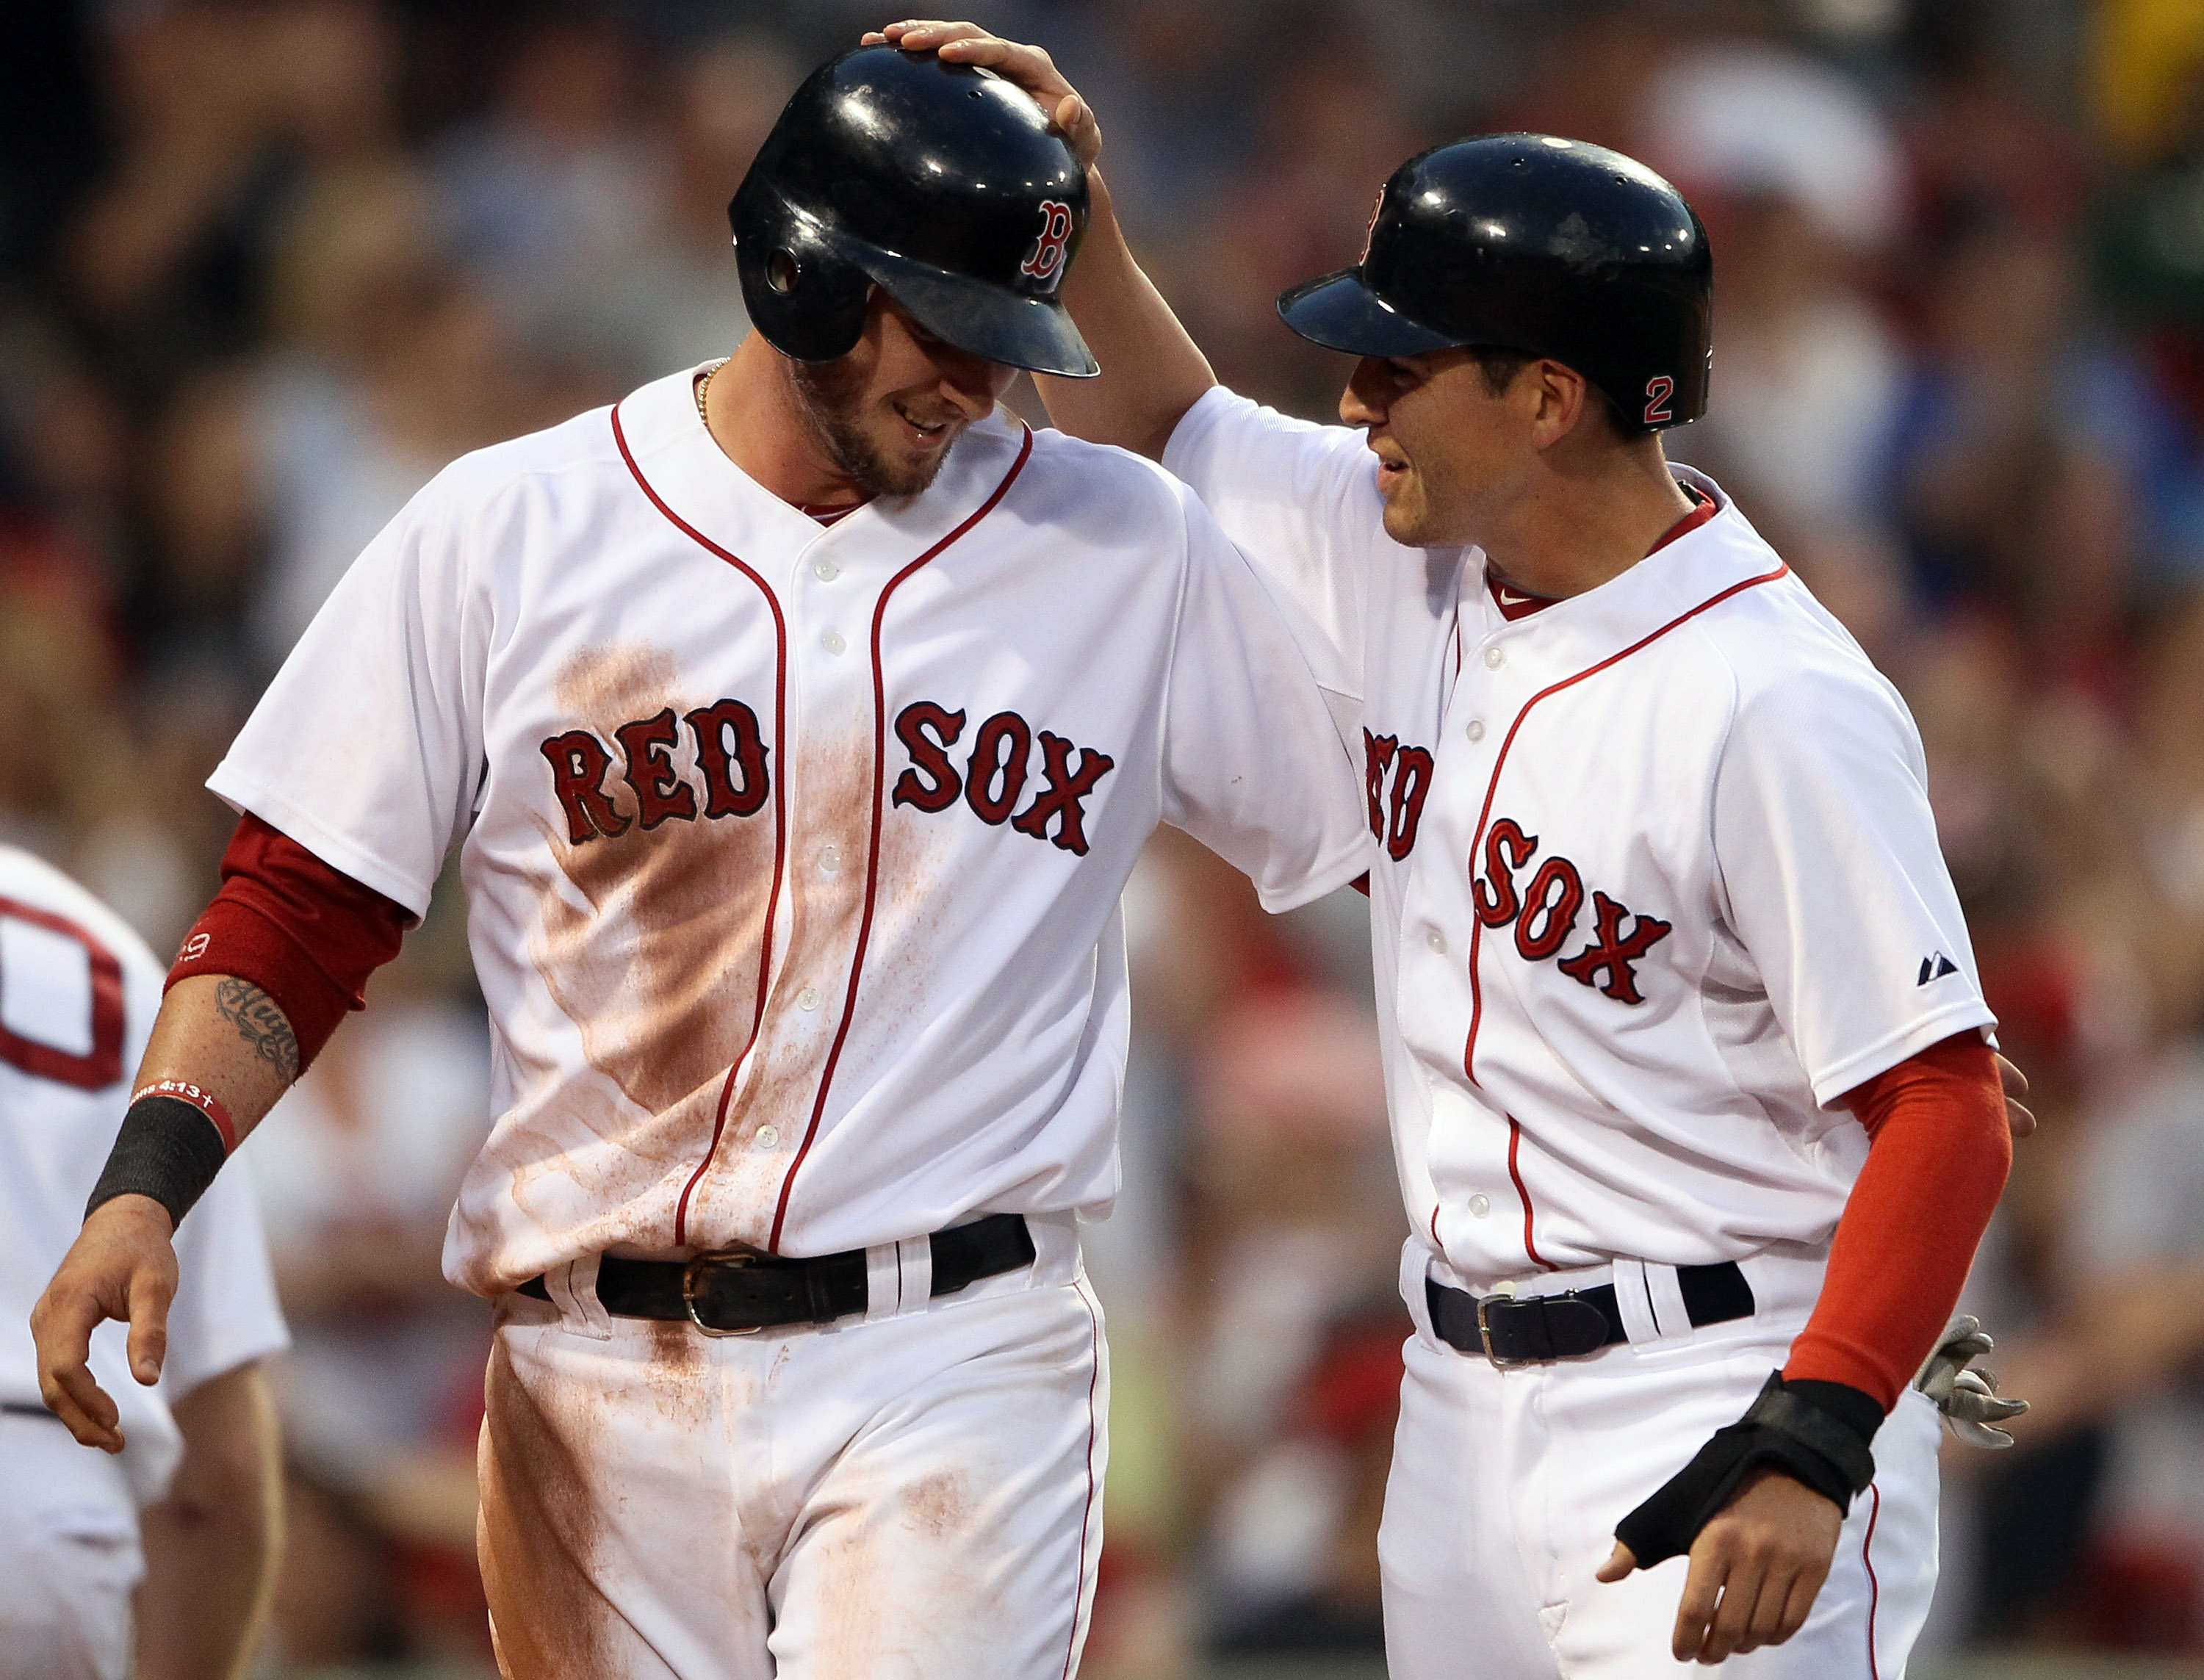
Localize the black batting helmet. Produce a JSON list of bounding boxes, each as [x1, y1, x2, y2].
[[1277, 135, 1713, 432], [730, 46, 1097, 378]]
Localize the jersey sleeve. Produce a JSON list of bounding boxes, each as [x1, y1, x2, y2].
[[1158, 476, 1372, 912], [1162, 385, 1374, 729], [161, 1155, 289, 1400], [1710, 661, 1996, 1106], [207, 468, 489, 918]]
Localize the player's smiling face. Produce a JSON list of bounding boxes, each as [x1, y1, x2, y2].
[[1340, 349, 1538, 549], [789, 295, 1018, 498]]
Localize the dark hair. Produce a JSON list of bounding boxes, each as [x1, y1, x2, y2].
[[1467, 345, 1635, 436], [1466, 345, 1536, 397]]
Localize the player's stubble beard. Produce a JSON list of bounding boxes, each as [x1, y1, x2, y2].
[[788, 356, 951, 500]]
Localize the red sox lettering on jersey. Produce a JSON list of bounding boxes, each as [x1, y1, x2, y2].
[[207, 367, 1364, 1294], [541, 699, 1116, 856], [1470, 818, 1672, 1005]]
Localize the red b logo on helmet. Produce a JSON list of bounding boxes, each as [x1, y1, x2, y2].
[[1020, 201, 1074, 289]]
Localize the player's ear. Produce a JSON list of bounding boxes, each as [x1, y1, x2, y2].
[[1527, 359, 1591, 451]]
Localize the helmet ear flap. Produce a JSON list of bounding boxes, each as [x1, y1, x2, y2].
[[730, 184, 872, 363]]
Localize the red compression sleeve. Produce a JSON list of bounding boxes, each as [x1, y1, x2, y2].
[[1782, 1033, 2011, 1410], [166, 813, 411, 1070]]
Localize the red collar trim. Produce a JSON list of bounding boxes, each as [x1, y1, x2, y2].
[[1486, 574, 1560, 621], [1484, 486, 1717, 620], [1649, 483, 1717, 555]]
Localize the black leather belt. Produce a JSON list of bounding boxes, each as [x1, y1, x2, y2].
[[516, 1212, 1037, 1336], [1, 1402, 62, 1424], [1427, 1261, 1754, 1367]]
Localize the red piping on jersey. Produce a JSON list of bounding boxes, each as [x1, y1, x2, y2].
[[1504, 1116, 1549, 1269], [766, 425, 1036, 1250], [1061, 1277, 1105, 1680], [0, 896, 125, 1090], [611, 400, 792, 1250], [1863, 1482, 1884, 1679], [1460, 560, 1789, 1272]]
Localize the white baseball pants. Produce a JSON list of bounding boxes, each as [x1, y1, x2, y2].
[[0, 1410, 143, 1680], [1380, 1245, 1942, 1679], [478, 1222, 1108, 1680]]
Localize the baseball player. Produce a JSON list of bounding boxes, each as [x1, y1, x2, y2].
[[880, 21, 2023, 1676], [1, 845, 287, 1680], [31, 46, 1367, 1680]]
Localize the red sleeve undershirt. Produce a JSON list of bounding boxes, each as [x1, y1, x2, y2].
[[1781, 1032, 2011, 1410], [166, 813, 411, 1070]]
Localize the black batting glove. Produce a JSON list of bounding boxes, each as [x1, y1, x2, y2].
[[1613, 1371, 1882, 1569]]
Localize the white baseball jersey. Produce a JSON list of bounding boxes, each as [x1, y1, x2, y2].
[[209, 366, 1367, 1295], [1164, 387, 1996, 1291], [0, 846, 288, 1504]]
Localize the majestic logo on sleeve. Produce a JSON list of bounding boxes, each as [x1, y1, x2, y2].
[[1472, 817, 1673, 1003], [1364, 729, 1434, 862], [1019, 201, 1075, 290], [892, 701, 1114, 854]]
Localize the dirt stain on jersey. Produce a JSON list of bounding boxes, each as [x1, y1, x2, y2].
[[524, 642, 781, 1230], [683, 729, 879, 1249]]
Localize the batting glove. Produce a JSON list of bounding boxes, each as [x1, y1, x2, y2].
[[1913, 1313, 2029, 1448]]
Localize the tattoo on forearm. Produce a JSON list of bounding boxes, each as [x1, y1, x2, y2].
[[215, 978, 300, 1082]]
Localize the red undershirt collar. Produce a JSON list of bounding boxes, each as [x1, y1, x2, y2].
[[1483, 482, 1716, 622]]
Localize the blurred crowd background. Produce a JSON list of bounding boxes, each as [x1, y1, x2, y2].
[[4, 0, 2204, 1673]]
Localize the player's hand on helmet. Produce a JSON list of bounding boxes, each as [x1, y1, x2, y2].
[[1914, 1313, 2030, 1447], [1599, 1466, 1843, 1664], [865, 21, 1103, 170], [29, 1193, 179, 1452], [1995, 1052, 2036, 1138]]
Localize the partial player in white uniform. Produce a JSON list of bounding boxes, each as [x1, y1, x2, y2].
[[878, 21, 2027, 1679], [3, 846, 287, 1679], [31, 48, 1366, 1680]]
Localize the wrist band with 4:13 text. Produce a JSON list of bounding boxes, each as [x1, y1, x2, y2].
[[84, 1081, 239, 1230]]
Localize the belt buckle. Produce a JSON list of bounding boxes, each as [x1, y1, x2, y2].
[[682, 1247, 766, 1337], [1475, 1291, 1537, 1371]]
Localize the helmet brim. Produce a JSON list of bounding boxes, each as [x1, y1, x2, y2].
[[838, 234, 1099, 379], [1276, 268, 1461, 358]]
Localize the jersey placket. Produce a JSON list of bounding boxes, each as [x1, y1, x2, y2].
[[724, 518, 879, 1226], [1416, 594, 1552, 1282]]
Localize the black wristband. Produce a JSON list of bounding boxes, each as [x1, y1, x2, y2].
[[1613, 1371, 1882, 1568], [85, 1096, 228, 1229], [1761, 1377, 1882, 1488]]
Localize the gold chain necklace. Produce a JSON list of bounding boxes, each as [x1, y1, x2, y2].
[[695, 358, 728, 427]]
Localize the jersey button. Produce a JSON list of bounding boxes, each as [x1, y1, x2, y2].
[[813, 557, 840, 581], [797, 985, 821, 1011], [1465, 719, 1485, 743], [818, 844, 842, 874], [755, 1125, 781, 1149], [1469, 1193, 1491, 1219], [1426, 929, 1447, 954], [821, 630, 847, 655], [1483, 646, 1505, 670]]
